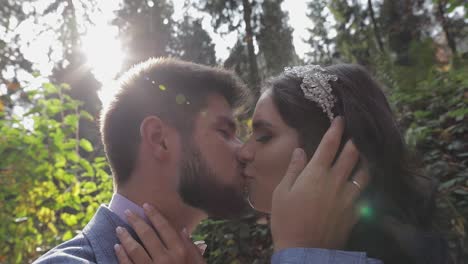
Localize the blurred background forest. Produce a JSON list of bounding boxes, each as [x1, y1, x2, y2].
[[0, 0, 467, 263]]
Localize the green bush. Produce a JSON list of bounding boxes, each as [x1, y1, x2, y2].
[[391, 65, 468, 261], [193, 215, 272, 264], [0, 82, 113, 263]]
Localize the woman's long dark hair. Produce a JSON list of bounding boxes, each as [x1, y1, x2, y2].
[[264, 64, 447, 264]]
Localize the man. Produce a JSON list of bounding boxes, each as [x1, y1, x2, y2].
[[34, 58, 380, 263]]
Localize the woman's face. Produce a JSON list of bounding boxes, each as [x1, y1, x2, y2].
[[238, 89, 300, 213]]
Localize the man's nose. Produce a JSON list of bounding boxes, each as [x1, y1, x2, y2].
[[237, 142, 254, 165]]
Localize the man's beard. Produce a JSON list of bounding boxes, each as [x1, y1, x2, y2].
[[177, 143, 248, 219]]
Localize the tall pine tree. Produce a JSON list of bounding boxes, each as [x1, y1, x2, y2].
[[257, 0, 298, 76], [170, 16, 217, 66], [113, 0, 174, 70], [305, 0, 334, 64], [195, 0, 261, 96]]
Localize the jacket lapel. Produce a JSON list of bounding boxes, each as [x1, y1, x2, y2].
[[83, 205, 134, 263]]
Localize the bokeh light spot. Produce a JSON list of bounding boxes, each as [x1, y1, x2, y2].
[[360, 204, 373, 219], [175, 94, 186, 104]]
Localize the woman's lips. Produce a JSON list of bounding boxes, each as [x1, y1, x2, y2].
[[241, 172, 253, 198], [241, 171, 254, 180], [241, 172, 254, 191]]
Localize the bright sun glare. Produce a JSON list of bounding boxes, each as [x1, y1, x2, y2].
[[15, 0, 313, 109], [82, 24, 124, 106], [80, 0, 184, 107], [82, 25, 124, 82], [79, 0, 310, 107], [80, 1, 125, 107]]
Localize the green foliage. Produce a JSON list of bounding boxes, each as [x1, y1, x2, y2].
[[169, 16, 217, 66], [195, 0, 245, 33], [390, 65, 468, 260], [391, 39, 437, 89], [0, 82, 113, 263], [193, 216, 272, 264], [257, 0, 298, 76], [305, 0, 333, 64], [113, 0, 175, 69], [196, 0, 262, 92], [0, 2, 33, 81], [329, 0, 377, 65]]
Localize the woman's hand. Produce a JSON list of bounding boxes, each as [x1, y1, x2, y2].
[[271, 117, 370, 251], [114, 203, 206, 264]]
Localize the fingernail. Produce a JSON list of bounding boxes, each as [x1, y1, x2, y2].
[[116, 226, 124, 235], [194, 240, 206, 245], [142, 203, 153, 211], [292, 148, 304, 161], [114, 244, 121, 251], [332, 116, 343, 126], [195, 241, 207, 255], [198, 243, 207, 251], [181, 227, 189, 238], [124, 209, 133, 218]]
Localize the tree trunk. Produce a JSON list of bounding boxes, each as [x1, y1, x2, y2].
[[437, 0, 457, 57], [54, 0, 103, 157], [66, 0, 79, 54], [368, 0, 384, 52], [242, 0, 260, 98]]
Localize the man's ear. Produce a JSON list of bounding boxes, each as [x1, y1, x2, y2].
[[140, 116, 170, 160]]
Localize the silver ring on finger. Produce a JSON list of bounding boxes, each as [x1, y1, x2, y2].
[[350, 180, 362, 191]]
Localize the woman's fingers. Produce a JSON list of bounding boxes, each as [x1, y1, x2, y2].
[[116, 226, 152, 263], [344, 166, 370, 202], [277, 148, 306, 190], [293, 117, 345, 188], [308, 117, 345, 170], [114, 244, 133, 264], [125, 210, 166, 260], [117, 206, 205, 263], [143, 204, 187, 260], [331, 140, 360, 186]]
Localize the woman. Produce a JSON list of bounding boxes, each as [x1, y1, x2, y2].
[[237, 64, 447, 264], [115, 64, 447, 264]]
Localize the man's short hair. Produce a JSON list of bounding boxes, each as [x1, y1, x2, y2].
[[100, 58, 248, 185]]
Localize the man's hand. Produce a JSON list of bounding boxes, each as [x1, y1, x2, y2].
[[114, 204, 206, 264], [271, 117, 369, 251]]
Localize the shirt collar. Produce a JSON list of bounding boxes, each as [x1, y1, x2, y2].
[[108, 192, 150, 225]]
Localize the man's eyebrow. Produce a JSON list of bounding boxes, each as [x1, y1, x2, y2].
[[216, 115, 237, 131], [252, 119, 273, 130]]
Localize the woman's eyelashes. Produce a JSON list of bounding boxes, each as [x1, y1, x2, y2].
[[218, 129, 231, 139], [255, 133, 272, 143]]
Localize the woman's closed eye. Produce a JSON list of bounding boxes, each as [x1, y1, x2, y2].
[[255, 134, 272, 143], [218, 129, 231, 139]]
